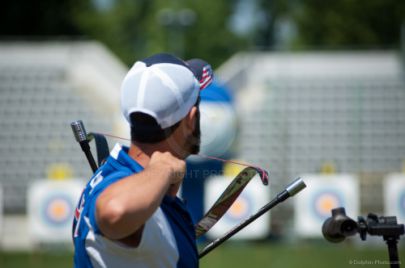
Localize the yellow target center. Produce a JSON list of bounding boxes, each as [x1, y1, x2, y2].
[[229, 198, 247, 217], [48, 200, 69, 220], [316, 194, 340, 216]]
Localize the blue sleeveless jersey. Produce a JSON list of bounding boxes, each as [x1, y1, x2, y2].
[[72, 144, 198, 268]]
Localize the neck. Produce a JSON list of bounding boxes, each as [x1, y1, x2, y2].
[[128, 138, 187, 167]]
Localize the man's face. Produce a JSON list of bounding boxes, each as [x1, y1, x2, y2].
[[168, 99, 201, 158], [186, 105, 201, 155]]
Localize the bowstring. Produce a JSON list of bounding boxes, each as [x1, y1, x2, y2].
[[94, 132, 269, 184]]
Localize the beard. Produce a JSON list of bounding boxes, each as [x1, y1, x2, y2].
[[185, 107, 201, 155]]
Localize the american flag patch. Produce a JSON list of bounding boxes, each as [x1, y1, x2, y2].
[[199, 65, 213, 90]]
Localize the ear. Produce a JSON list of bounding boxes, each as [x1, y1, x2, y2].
[[184, 106, 198, 132]]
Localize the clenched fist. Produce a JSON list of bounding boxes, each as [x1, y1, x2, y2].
[[148, 151, 186, 188]]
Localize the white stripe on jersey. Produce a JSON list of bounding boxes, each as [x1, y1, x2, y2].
[[84, 208, 179, 268]]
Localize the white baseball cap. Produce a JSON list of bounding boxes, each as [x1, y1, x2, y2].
[[121, 53, 213, 128]]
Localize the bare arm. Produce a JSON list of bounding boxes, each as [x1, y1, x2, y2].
[[96, 151, 185, 240]]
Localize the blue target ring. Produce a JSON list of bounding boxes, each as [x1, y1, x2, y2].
[[40, 193, 74, 227], [310, 189, 344, 221]]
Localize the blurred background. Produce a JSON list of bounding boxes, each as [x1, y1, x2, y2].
[[0, 0, 405, 267]]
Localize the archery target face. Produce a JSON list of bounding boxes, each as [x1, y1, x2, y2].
[[223, 191, 253, 222], [294, 174, 359, 237], [28, 179, 84, 243], [41, 194, 73, 226], [384, 174, 405, 224], [311, 190, 344, 220], [204, 175, 269, 239]]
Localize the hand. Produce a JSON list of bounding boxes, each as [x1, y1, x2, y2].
[[148, 151, 186, 186]]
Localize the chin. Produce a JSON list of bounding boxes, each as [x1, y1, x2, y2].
[[188, 138, 200, 155], [182, 145, 199, 159]]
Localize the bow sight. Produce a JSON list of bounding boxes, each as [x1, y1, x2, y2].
[[323, 207, 405, 268]]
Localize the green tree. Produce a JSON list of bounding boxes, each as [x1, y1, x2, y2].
[[71, 0, 246, 67], [254, 0, 290, 49], [1, 0, 246, 67], [0, 0, 82, 36], [289, 0, 405, 49], [182, 1, 247, 67], [71, 0, 154, 65]]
